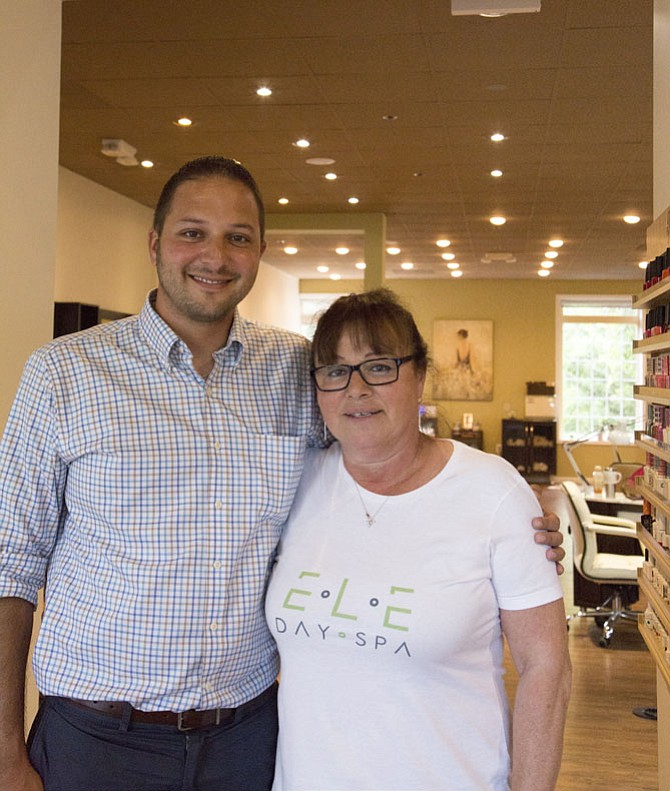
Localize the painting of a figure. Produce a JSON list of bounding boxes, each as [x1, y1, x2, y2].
[[432, 319, 493, 401]]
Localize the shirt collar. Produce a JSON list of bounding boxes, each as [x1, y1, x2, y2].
[[138, 289, 245, 369]]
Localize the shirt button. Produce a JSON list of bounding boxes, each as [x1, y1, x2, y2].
[[214, 441, 221, 450], [212, 560, 222, 569], [214, 500, 222, 510], [210, 622, 218, 631]]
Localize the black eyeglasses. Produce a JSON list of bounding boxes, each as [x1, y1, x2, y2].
[[310, 355, 414, 392]]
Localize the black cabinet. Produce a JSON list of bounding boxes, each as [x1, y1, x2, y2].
[[502, 419, 556, 483]]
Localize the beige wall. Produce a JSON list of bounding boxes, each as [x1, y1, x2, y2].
[[0, 1, 61, 426]]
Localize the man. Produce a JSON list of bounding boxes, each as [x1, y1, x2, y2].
[[0, 156, 564, 791]]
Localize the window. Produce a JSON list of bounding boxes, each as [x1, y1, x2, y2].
[[299, 293, 346, 339], [556, 296, 642, 443]]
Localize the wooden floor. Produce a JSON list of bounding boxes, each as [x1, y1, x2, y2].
[[502, 485, 659, 790], [504, 617, 658, 791]]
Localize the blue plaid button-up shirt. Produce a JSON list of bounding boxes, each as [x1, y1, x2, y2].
[[0, 292, 321, 710]]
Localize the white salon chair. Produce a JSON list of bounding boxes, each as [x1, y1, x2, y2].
[[561, 480, 644, 647]]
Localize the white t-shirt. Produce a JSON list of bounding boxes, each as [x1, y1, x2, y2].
[[265, 440, 563, 791]]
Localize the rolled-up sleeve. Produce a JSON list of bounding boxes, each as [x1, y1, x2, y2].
[[0, 352, 67, 606]]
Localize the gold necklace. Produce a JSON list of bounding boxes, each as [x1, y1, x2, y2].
[[353, 481, 390, 527]]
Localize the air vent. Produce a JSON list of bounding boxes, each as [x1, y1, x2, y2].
[[481, 252, 517, 263]]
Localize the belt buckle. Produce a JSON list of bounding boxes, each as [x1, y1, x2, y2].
[[177, 708, 221, 732]]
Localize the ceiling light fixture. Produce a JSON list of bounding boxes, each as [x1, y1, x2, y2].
[[540, 260, 554, 269], [335, 247, 349, 255], [386, 246, 401, 255], [293, 138, 310, 148], [490, 169, 503, 178], [256, 86, 272, 97], [436, 239, 451, 248], [441, 253, 456, 261], [638, 261, 648, 269], [317, 265, 329, 273], [451, 1, 541, 14], [140, 160, 154, 168], [451, 270, 463, 278], [548, 239, 564, 248], [277, 197, 289, 205], [329, 273, 341, 281], [283, 246, 298, 255], [490, 215, 506, 226], [447, 262, 460, 270], [544, 251, 558, 259], [400, 262, 414, 270], [348, 197, 359, 205], [324, 172, 337, 180], [490, 132, 505, 142], [355, 262, 367, 270], [538, 269, 551, 277], [306, 157, 335, 165], [175, 117, 192, 127], [623, 214, 641, 224]]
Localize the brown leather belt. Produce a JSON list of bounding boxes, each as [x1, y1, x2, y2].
[[62, 683, 276, 732]]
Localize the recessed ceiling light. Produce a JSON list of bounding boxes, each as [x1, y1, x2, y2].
[[317, 265, 329, 273], [324, 172, 337, 180], [490, 215, 506, 226], [277, 197, 289, 205], [490, 169, 503, 178], [436, 239, 451, 248], [283, 246, 298, 255], [386, 246, 401, 255], [490, 132, 505, 142], [329, 273, 342, 281], [348, 197, 359, 205], [638, 260, 648, 269], [335, 247, 349, 255], [538, 269, 551, 277], [256, 86, 272, 97], [175, 117, 192, 127], [355, 262, 367, 270], [306, 157, 335, 165], [451, 270, 463, 278], [544, 251, 558, 259], [400, 262, 414, 270], [382, 114, 398, 121], [540, 260, 554, 269], [623, 214, 641, 224], [447, 262, 460, 270], [441, 252, 456, 261], [293, 138, 310, 148], [140, 160, 154, 168], [548, 239, 564, 248]]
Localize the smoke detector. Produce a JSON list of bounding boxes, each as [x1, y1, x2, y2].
[[101, 138, 138, 166]]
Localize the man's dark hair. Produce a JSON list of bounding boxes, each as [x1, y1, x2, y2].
[[152, 156, 265, 239]]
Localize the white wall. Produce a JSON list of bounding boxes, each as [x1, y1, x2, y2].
[[56, 168, 156, 313], [240, 263, 302, 333]]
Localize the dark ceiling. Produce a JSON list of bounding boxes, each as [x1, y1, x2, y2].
[[59, 0, 653, 281]]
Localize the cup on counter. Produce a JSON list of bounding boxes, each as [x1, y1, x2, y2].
[[603, 468, 622, 498]]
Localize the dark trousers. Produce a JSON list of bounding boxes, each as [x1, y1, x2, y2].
[[27, 685, 278, 791]]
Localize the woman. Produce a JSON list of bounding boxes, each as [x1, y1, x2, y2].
[[265, 289, 571, 791]]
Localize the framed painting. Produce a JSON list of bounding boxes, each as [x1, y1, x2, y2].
[[432, 319, 493, 401]]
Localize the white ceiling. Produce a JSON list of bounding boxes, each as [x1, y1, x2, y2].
[[59, 0, 653, 282]]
